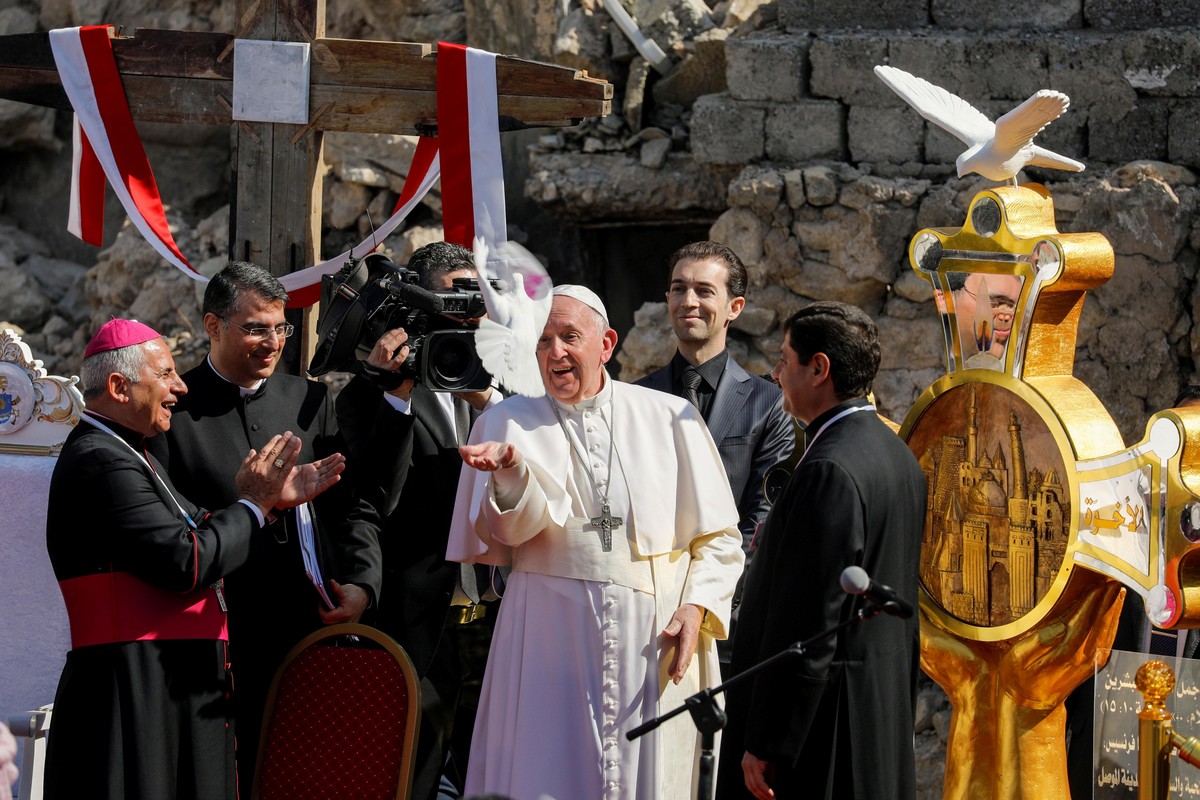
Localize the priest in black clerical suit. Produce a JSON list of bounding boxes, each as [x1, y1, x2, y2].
[[148, 263, 381, 789], [718, 302, 925, 800]]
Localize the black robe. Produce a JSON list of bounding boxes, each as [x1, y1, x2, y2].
[[148, 360, 382, 786], [718, 399, 926, 800], [45, 416, 259, 800], [337, 376, 494, 800]]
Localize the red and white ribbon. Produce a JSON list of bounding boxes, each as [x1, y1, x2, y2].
[[51, 29, 503, 308], [51, 25, 199, 277], [437, 42, 507, 249], [281, 138, 441, 307]]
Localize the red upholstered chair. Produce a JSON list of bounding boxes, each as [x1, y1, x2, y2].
[[251, 623, 421, 800]]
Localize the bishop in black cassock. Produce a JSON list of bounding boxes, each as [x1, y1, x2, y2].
[[45, 319, 341, 800]]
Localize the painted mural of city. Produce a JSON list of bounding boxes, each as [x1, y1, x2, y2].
[[908, 384, 1071, 627]]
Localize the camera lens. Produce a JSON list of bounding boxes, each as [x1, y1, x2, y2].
[[431, 336, 472, 380]]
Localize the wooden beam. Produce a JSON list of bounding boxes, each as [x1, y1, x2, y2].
[[0, 30, 613, 128]]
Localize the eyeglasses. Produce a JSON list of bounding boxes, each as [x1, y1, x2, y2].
[[222, 318, 295, 341]]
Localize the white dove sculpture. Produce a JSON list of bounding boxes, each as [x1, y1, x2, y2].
[[471, 237, 554, 397], [873, 65, 1085, 185]]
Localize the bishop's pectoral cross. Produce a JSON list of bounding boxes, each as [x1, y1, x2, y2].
[[590, 504, 623, 552], [0, 0, 610, 369]]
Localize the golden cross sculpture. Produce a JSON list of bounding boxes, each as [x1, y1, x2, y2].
[[898, 183, 1200, 799], [0, 0, 611, 364]]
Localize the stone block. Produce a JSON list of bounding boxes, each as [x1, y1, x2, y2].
[[809, 35, 891, 105], [848, 105, 922, 165], [968, 35, 1051, 100], [1084, 0, 1200, 29], [710, 207, 767, 265], [654, 29, 729, 107], [1169, 100, 1200, 170], [779, 0, 929, 31], [765, 100, 845, 163], [638, 0, 716, 53], [1073, 171, 1191, 261], [931, 0, 1081, 30], [783, 169, 807, 208], [731, 305, 777, 336], [726, 34, 810, 103], [1122, 30, 1200, 97], [803, 165, 838, 206], [1089, 98, 1168, 165], [691, 93, 766, 165], [727, 165, 785, 214], [640, 137, 672, 168], [1048, 33, 1136, 125], [888, 35, 988, 103]]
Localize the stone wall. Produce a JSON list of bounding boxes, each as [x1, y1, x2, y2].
[[604, 2, 1200, 447]]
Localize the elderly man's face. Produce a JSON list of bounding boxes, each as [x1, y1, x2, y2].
[[536, 296, 617, 404], [125, 338, 188, 437]]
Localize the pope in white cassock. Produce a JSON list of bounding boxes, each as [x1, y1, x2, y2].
[[448, 284, 745, 800]]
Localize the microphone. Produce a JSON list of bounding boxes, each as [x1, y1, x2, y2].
[[839, 566, 914, 619], [387, 279, 446, 315]]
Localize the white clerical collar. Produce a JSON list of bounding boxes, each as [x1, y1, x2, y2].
[[206, 354, 264, 397], [558, 368, 612, 413]]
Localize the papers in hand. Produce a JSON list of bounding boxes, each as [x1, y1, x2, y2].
[[296, 502, 335, 610]]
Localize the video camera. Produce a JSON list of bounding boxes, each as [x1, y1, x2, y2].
[[308, 252, 494, 392]]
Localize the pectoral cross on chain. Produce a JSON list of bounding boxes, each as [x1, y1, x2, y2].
[[590, 503, 623, 552]]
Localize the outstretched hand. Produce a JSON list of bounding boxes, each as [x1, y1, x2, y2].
[[276, 452, 346, 508], [460, 441, 522, 471]]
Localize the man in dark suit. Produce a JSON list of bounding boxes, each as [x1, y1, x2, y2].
[[148, 262, 382, 790], [718, 301, 926, 800], [636, 240, 794, 558], [636, 241, 794, 671], [336, 241, 501, 800]]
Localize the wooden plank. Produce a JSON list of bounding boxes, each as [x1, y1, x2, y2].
[[110, 75, 607, 132]]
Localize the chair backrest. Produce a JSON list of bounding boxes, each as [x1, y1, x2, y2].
[[251, 623, 421, 800]]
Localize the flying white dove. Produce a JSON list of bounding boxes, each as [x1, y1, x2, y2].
[[471, 237, 554, 397], [873, 65, 1084, 185]]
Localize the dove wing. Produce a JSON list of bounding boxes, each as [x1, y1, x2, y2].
[[470, 240, 554, 397], [873, 65, 994, 145], [992, 90, 1070, 153], [473, 237, 514, 327], [1027, 145, 1085, 173]]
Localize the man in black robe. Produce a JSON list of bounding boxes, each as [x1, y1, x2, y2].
[[149, 263, 382, 787], [718, 302, 926, 800], [45, 318, 343, 800]]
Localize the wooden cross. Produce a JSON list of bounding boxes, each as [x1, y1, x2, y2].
[[590, 502, 623, 552], [0, 0, 611, 366]]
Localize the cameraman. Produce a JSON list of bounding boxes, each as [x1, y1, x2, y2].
[[337, 241, 502, 800]]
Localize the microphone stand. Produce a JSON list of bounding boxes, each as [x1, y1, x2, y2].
[[626, 600, 892, 800]]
